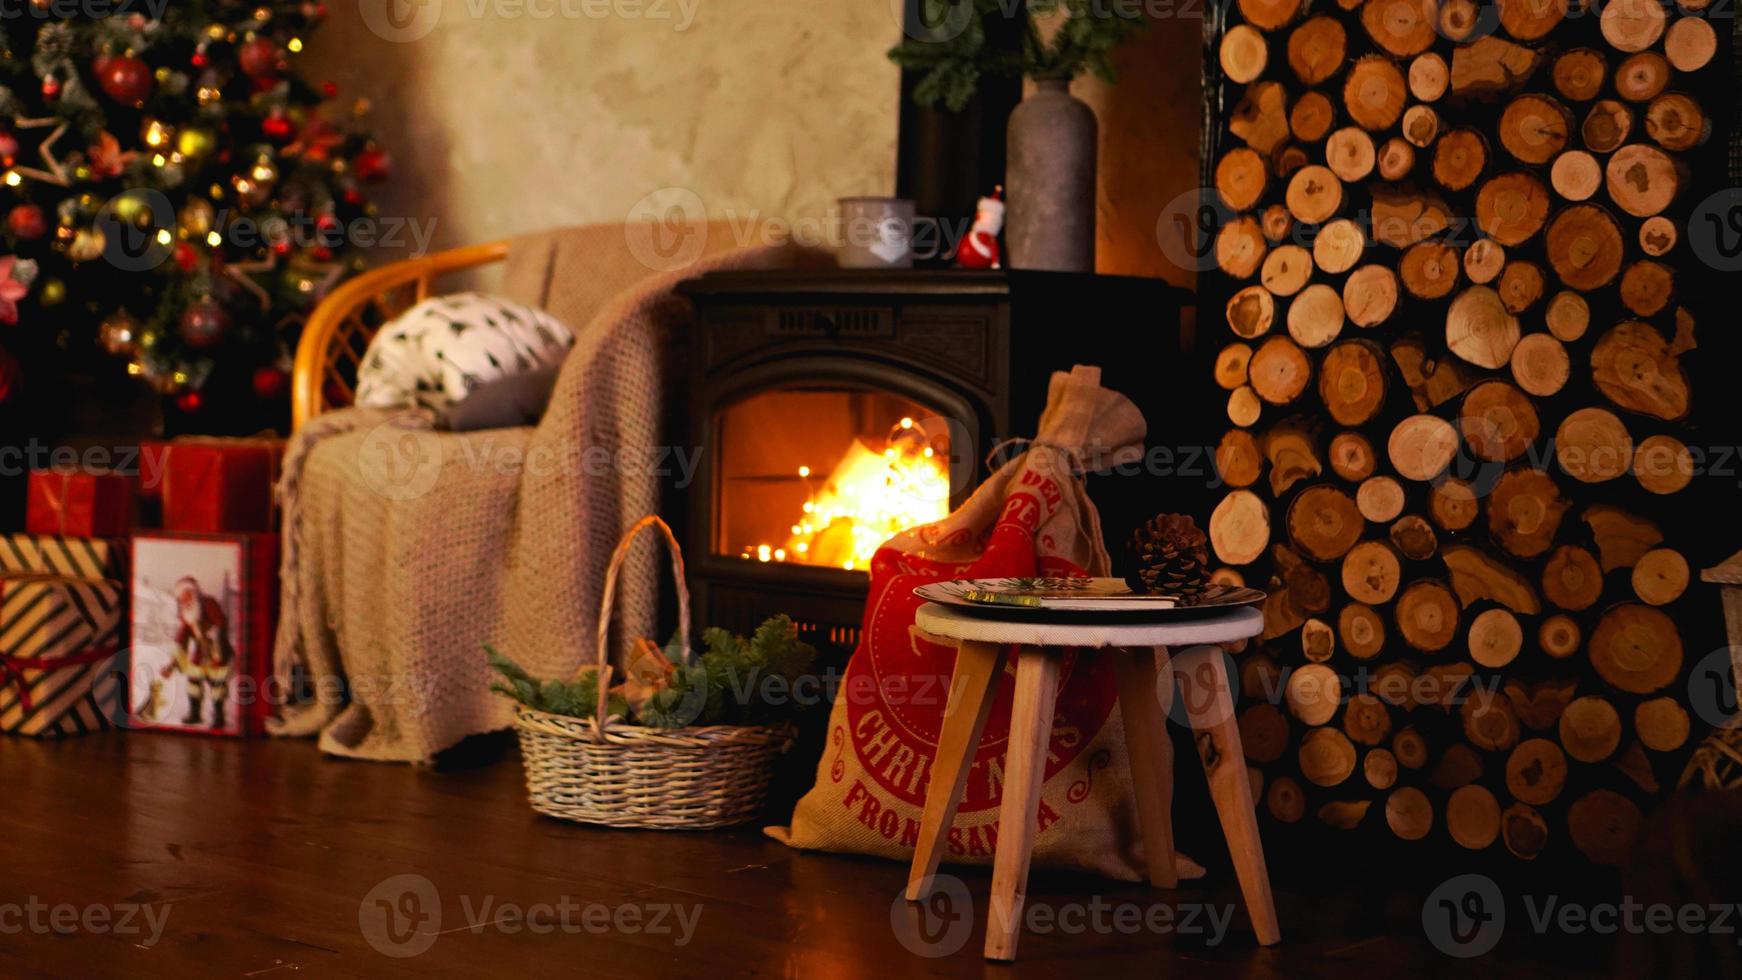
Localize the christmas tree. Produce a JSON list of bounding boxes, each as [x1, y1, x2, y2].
[[0, 1, 389, 422]]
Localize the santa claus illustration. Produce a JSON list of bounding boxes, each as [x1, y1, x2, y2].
[[160, 576, 236, 729]]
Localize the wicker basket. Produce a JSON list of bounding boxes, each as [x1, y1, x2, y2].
[[1681, 716, 1742, 791], [512, 515, 794, 829]]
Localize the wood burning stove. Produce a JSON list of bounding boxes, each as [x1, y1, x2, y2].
[[674, 269, 1207, 668]]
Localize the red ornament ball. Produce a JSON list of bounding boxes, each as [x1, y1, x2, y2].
[[352, 146, 391, 183], [262, 112, 295, 143], [175, 390, 204, 414], [252, 365, 290, 400], [41, 76, 61, 101], [238, 37, 282, 79], [97, 55, 153, 104], [178, 298, 231, 349], [7, 204, 46, 241], [173, 241, 199, 273]]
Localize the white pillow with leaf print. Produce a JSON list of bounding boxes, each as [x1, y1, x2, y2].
[[353, 291, 575, 411]]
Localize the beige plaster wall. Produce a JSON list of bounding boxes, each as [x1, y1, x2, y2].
[[305, 0, 904, 255]]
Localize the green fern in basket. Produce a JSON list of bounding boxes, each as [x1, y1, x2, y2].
[[696, 615, 819, 726], [486, 615, 817, 729], [486, 645, 628, 719]]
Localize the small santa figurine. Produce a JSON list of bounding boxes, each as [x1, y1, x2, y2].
[[955, 186, 1004, 269]]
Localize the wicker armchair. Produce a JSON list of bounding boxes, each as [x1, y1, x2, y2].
[[290, 240, 509, 430]]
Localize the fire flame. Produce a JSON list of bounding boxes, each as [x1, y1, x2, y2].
[[744, 417, 951, 571]]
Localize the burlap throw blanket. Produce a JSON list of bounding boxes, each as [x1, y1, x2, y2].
[[269, 224, 796, 762]]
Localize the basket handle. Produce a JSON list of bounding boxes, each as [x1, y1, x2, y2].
[[592, 514, 692, 731]]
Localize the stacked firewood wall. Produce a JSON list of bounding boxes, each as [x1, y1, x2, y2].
[[1204, 0, 1717, 863]]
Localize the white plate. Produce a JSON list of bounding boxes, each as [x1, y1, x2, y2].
[[913, 577, 1266, 614]]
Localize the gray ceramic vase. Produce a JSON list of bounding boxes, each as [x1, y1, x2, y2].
[[1005, 77, 1098, 272]]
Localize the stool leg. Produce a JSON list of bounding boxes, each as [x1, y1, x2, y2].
[[985, 645, 1060, 962], [1112, 646, 1178, 888], [1173, 644, 1281, 947], [906, 639, 1009, 901]]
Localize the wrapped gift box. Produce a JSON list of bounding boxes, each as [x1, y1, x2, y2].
[[0, 533, 127, 581], [156, 437, 284, 533], [129, 532, 278, 737], [25, 468, 134, 538], [1, 575, 126, 737], [138, 440, 169, 499]]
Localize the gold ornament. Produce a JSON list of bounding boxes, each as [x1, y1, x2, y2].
[[38, 278, 66, 306], [178, 198, 217, 238], [176, 126, 217, 159], [68, 227, 106, 262], [108, 192, 154, 227], [98, 310, 142, 356]]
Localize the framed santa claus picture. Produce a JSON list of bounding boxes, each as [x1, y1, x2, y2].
[[128, 532, 278, 737]]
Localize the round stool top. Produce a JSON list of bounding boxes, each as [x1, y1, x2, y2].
[[914, 602, 1264, 648]]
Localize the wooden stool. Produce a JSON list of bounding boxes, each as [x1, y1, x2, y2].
[[904, 601, 1277, 961]]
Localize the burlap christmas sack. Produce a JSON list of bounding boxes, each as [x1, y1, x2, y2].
[[770, 365, 1203, 882]]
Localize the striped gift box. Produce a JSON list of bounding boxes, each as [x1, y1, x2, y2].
[[0, 534, 128, 582], [0, 575, 126, 737]]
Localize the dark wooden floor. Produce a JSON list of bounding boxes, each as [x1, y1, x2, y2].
[[2, 733, 1616, 979]]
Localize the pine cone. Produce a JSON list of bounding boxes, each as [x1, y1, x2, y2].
[[1125, 513, 1210, 602]]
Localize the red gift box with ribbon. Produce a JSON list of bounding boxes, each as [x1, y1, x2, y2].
[[25, 468, 135, 538], [157, 437, 285, 534]]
